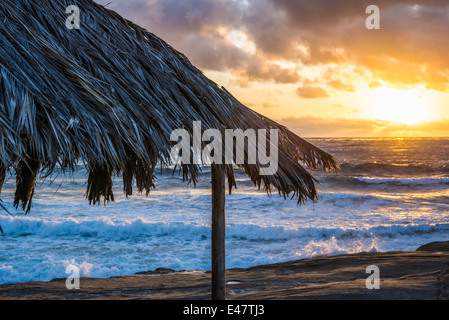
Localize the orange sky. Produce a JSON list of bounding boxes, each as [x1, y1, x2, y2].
[[96, 0, 449, 137]]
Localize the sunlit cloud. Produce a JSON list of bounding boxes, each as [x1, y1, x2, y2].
[[97, 0, 449, 91], [296, 86, 330, 99], [94, 0, 449, 136], [263, 102, 280, 109]]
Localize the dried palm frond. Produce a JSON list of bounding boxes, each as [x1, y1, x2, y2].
[[0, 166, 6, 194], [0, 0, 338, 214], [14, 159, 41, 213]]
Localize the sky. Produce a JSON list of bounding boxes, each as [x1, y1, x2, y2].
[[94, 0, 449, 137]]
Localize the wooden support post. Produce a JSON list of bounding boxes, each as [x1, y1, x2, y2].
[[211, 163, 226, 300]]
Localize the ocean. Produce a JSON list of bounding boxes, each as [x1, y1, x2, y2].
[[1, 137, 449, 284]]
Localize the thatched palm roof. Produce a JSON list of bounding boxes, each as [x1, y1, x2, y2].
[[0, 0, 338, 215]]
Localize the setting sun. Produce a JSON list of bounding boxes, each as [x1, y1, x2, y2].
[[368, 88, 432, 125]]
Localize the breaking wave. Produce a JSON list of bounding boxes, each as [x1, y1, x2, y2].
[[1, 215, 448, 242]]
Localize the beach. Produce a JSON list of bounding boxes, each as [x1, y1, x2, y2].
[[1, 240, 448, 300]]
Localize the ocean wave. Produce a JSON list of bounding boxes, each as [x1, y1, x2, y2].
[[354, 177, 449, 186], [1, 216, 449, 284], [320, 175, 449, 189], [1, 216, 448, 242], [0, 216, 210, 239], [340, 162, 449, 175], [228, 223, 449, 242]]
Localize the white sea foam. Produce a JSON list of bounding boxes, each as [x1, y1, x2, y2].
[[1, 212, 449, 284], [2, 214, 449, 241]]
